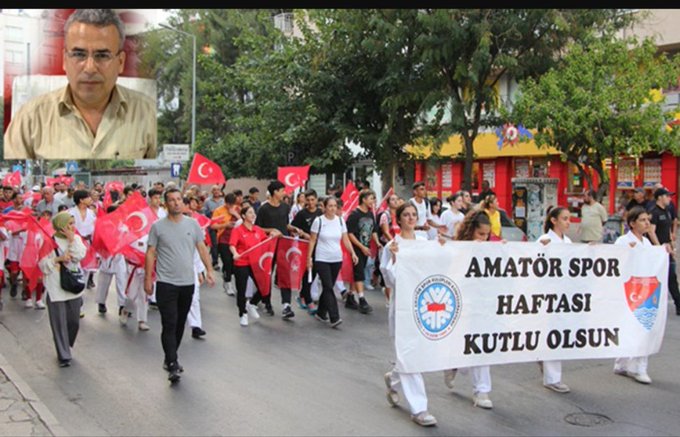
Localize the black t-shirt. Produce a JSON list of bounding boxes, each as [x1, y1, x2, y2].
[[255, 202, 291, 236], [346, 208, 377, 247], [291, 208, 322, 234], [626, 199, 651, 211], [649, 203, 673, 244]]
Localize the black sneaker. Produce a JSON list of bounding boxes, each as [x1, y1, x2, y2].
[[282, 305, 295, 319], [358, 297, 373, 314], [166, 362, 181, 383], [192, 327, 206, 339], [265, 305, 275, 316], [163, 362, 184, 373], [345, 293, 359, 310], [98, 304, 107, 314], [87, 276, 96, 289], [9, 284, 17, 298]]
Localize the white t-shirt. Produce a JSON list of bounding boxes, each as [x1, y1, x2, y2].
[[69, 206, 96, 238], [441, 209, 464, 238], [615, 231, 652, 249], [537, 229, 572, 244], [310, 215, 347, 263], [409, 197, 432, 239], [427, 214, 444, 240]]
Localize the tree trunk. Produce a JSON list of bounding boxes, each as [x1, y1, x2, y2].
[[462, 134, 475, 192]]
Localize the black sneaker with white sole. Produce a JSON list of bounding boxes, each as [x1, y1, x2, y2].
[[358, 297, 373, 314], [282, 305, 295, 319], [345, 293, 359, 310]]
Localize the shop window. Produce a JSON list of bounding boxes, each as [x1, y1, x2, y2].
[[532, 158, 549, 177], [567, 163, 584, 193]]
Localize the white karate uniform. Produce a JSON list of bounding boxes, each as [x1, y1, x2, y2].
[[188, 250, 205, 329], [613, 231, 652, 375], [536, 229, 572, 385], [96, 254, 127, 308], [380, 235, 429, 415], [123, 236, 149, 323]]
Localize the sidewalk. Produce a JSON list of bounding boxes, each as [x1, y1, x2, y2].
[[0, 352, 66, 437]]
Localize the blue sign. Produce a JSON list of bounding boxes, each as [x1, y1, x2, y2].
[[65, 161, 79, 173], [170, 162, 182, 178], [12, 164, 23, 173]]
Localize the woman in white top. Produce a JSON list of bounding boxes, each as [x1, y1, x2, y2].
[[536, 206, 572, 394], [427, 197, 446, 240], [289, 192, 306, 223], [612, 206, 660, 384], [307, 196, 358, 327], [443, 210, 496, 409], [440, 192, 465, 239], [40, 212, 87, 367], [380, 203, 437, 427]]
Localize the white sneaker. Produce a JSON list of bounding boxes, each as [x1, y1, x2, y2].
[[634, 372, 652, 384], [239, 314, 249, 326], [443, 369, 457, 389], [384, 372, 399, 407], [473, 392, 493, 409], [224, 282, 235, 296], [138, 322, 150, 331], [119, 309, 129, 325], [246, 302, 260, 320], [544, 382, 570, 393], [35, 300, 46, 310], [411, 411, 437, 427], [24, 300, 34, 308]]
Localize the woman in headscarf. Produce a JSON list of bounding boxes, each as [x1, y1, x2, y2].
[[40, 212, 87, 367]]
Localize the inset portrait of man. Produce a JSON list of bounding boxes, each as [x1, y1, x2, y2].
[[3, 9, 157, 160]]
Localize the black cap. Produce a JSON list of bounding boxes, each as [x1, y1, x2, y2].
[[654, 188, 675, 198]]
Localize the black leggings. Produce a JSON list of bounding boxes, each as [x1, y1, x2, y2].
[[217, 243, 234, 283], [314, 261, 342, 323], [234, 265, 256, 316]]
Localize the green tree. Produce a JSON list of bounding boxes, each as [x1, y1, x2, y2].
[[414, 9, 633, 190], [509, 36, 680, 197]]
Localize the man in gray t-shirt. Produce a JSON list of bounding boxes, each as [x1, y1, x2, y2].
[[145, 188, 214, 383]]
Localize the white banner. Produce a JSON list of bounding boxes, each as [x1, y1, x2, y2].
[[395, 240, 669, 373]]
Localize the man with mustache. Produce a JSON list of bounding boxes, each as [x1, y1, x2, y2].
[[4, 9, 156, 160]]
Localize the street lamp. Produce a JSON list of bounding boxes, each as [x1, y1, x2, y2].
[[159, 23, 196, 150]]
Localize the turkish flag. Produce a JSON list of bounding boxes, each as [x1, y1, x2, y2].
[[191, 212, 212, 246], [187, 153, 226, 185], [341, 181, 360, 218], [277, 166, 310, 194], [92, 192, 156, 256], [339, 243, 354, 283], [2, 171, 22, 189], [20, 216, 57, 292], [102, 180, 125, 211], [78, 231, 99, 271], [248, 237, 278, 297], [120, 243, 146, 267], [46, 176, 75, 187], [275, 236, 309, 290]]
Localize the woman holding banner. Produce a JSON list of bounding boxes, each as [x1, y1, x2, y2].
[[612, 206, 655, 384], [230, 205, 278, 326], [307, 196, 358, 328], [443, 210, 495, 409], [535, 206, 573, 394], [380, 202, 437, 427]]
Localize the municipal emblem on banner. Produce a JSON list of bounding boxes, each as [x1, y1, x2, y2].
[[624, 276, 661, 331], [413, 275, 461, 340]]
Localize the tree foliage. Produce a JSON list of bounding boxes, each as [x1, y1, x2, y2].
[[509, 36, 680, 195]]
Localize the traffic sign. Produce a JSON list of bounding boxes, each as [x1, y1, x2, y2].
[[65, 161, 79, 173], [170, 162, 182, 178], [163, 144, 190, 162], [12, 164, 23, 173]]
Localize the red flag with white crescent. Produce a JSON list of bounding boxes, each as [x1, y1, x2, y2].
[[248, 237, 278, 297], [277, 166, 310, 194], [275, 236, 309, 290], [187, 153, 226, 185], [92, 192, 156, 256], [2, 171, 22, 189], [20, 216, 57, 291]]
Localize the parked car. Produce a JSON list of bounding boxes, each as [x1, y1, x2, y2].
[[499, 209, 528, 242]]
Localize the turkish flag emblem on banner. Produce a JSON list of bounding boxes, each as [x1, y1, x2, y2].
[[277, 166, 310, 194], [275, 236, 309, 290], [92, 192, 156, 256], [187, 153, 226, 185], [248, 237, 278, 297], [2, 171, 22, 188]]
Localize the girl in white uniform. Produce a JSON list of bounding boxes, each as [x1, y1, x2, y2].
[[380, 203, 437, 427], [535, 206, 572, 394], [443, 210, 495, 409], [613, 206, 660, 384], [121, 235, 151, 331], [188, 249, 206, 338]]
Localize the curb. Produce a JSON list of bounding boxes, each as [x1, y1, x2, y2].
[[0, 351, 69, 437]]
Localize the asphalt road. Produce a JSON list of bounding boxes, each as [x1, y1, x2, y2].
[[0, 278, 679, 436]]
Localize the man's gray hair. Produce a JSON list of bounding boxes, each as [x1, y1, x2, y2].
[[64, 9, 126, 51]]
